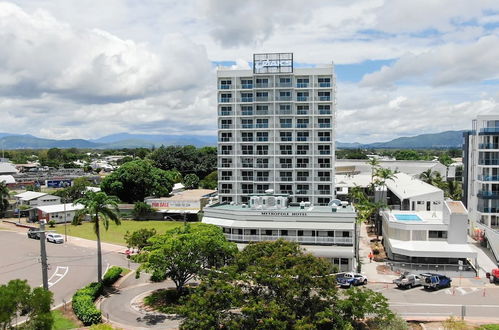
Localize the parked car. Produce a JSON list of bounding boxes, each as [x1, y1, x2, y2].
[[27, 227, 40, 240], [46, 233, 64, 244], [393, 272, 423, 289], [336, 272, 368, 288], [486, 269, 499, 284], [420, 273, 452, 290]]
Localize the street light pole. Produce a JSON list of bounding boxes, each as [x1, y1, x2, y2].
[[39, 220, 49, 290]]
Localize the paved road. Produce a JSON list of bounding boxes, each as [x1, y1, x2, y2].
[[367, 282, 499, 321], [0, 230, 134, 307], [100, 278, 182, 330]]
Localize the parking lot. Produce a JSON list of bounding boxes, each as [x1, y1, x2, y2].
[[0, 229, 132, 307]]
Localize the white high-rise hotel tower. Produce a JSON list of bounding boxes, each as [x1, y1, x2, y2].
[[217, 53, 336, 205]]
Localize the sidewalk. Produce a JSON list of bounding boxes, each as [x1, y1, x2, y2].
[[358, 222, 398, 283]]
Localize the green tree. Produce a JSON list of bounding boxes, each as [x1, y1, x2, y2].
[[0, 279, 53, 329], [447, 180, 462, 200], [199, 170, 217, 189], [138, 223, 237, 294], [124, 228, 157, 252], [132, 201, 155, 220], [0, 181, 9, 218], [73, 191, 121, 283], [179, 240, 394, 329], [183, 174, 200, 190], [100, 159, 175, 203], [53, 177, 93, 202]]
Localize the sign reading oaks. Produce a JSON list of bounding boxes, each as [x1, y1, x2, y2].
[[253, 53, 293, 74]]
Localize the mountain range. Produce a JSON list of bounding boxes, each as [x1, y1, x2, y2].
[[0, 130, 465, 150]]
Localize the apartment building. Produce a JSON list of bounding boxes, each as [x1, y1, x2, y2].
[[463, 115, 499, 261], [217, 53, 336, 205]]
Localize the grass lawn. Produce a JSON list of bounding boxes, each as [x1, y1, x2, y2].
[[51, 310, 78, 330], [53, 220, 183, 245]]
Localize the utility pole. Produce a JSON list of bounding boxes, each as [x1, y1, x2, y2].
[[39, 221, 49, 290]]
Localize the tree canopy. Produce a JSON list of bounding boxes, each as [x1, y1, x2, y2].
[[100, 159, 176, 203], [178, 240, 394, 329], [137, 223, 237, 293], [0, 279, 53, 329], [148, 145, 217, 179]]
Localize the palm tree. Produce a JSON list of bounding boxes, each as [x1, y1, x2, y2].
[[373, 167, 397, 237], [419, 169, 433, 184], [446, 180, 462, 200], [73, 191, 121, 282], [366, 157, 380, 197], [0, 181, 9, 218]]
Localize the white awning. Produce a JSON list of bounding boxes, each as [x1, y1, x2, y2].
[[387, 238, 477, 259], [202, 216, 354, 230]]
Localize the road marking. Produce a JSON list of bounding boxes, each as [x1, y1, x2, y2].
[[433, 287, 480, 296], [47, 266, 69, 288]]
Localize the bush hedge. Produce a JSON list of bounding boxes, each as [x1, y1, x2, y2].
[[102, 266, 123, 286], [72, 282, 103, 325]]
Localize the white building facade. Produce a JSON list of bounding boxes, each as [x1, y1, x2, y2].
[[203, 193, 356, 271], [463, 115, 499, 262], [217, 53, 336, 205]]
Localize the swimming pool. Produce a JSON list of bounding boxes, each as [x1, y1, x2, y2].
[[394, 214, 422, 221]]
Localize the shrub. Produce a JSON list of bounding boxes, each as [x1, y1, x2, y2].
[[48, 220, 56, 228], [72, 282, 103, 325], [102, 266, 123, 286]]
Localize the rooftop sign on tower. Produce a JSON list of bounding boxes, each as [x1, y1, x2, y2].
[[253, 53, 293, 74]]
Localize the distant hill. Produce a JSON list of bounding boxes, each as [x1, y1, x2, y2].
[[0, 130, 465, 150], [337, 130, 465, 149], [0, 133, 217, 149], [0, 135, 101, 149]]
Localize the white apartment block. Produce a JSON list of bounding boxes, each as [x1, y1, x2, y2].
[[217, 53, 336, 205], [463, 115, 499, 262]]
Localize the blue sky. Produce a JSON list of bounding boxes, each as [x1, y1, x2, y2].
[[0, 0, 498, 143]]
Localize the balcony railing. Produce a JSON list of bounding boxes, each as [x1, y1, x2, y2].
[[478, 175, 499, 181], [318, 110, 331, 115], [241, 177, 254, 181], [318, 96, 331, 101], [280, 124, 292, 128], [296, 137, 309, 142], [276, 96, 292, 101], [318, 137, 331, 142], [241, 84, 253, 89], [276, 82, 292, 87], [296, 124, 309, 128], [479, 143, 499, 149], [280, 164, 293, 168], [256, 110, 270, 115], [316, 176, 331, 182], [477, 190, 499, 199], [255, 177, 270, 182], [255, 83, 269, 88], [296, 163, 310, 168], [219, 124, 232, 129], [280, 137, 292, 142], [279, 109, 292, 115], [219, 111, 232, 116], [318, 82, 331, 88], [223, 233, 353, 245], [219, 85, 231, 89], [296, 110, 309, 115], [255, 96, 270, 102], [278, 177, 293, 181], [220, 98, 233, 103], [241, 124, 253, 129], [295, 190, 309, 195], [318, 150, 331, 155], [480, 128, 499, 133], [241, 97, 254, 102], [317, 123, 331, 128], [479, 160, 499, 165], [296, 96, 309, 102], [296, 83, 309, 88], [478, 207, 499, 213], [316, 190, 331, 195], [296, 176, 309, 181], [255, 124, 269, 128]]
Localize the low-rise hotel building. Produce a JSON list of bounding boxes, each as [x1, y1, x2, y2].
[[203, 193, 356, 271]]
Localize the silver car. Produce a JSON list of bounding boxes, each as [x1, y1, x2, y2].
[[46, 233, 64, 244]]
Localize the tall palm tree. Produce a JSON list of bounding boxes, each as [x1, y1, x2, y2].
[[446, 180, 462, 200], [0, 181, 9, 218], [73, 191, 121, 282], [373, 168, 397, 237], [366, 157, 380, 197], [419, 169, 434, 184]]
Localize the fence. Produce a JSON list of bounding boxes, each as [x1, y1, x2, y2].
[[387, 261, 477, 278]]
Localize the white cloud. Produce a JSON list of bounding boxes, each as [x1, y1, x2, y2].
[[361, 35, 499, 87]]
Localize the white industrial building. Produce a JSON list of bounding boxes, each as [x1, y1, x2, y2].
[[14, 191, 61, 207], [217, 53, 336, 206], [203, 193, 357, 271], [36, 203, 84, 223]]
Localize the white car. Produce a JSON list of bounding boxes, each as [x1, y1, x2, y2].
[[336, 272, 368, 288], [46, 233, 64, 244]]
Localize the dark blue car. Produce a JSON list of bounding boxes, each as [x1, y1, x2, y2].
[[421, 273, 452, 290]]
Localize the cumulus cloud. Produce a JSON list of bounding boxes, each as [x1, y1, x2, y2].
[[0, 2, 211, 102], [360, 35, 499, 87]]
